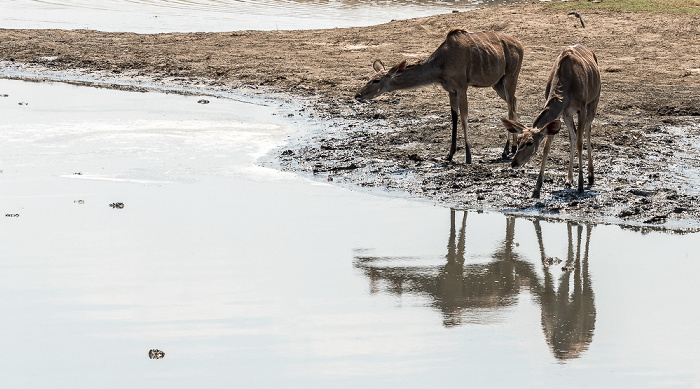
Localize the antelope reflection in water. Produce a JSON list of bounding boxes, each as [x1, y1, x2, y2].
[[353, 210, 595, 361]]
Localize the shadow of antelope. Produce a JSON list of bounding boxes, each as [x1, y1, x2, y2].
[[353, 209, 596, 361]]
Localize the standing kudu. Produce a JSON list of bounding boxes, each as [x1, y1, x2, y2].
[[355, 29, 524, 163], [503, 44, 601, 198]]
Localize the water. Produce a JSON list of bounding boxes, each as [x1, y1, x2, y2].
[[2, 1, 700, 385], [2, 78, 700, 387], [1, 0, 522, 32]]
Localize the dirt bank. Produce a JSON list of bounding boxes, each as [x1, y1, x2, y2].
[[1, 3, 699, 231]]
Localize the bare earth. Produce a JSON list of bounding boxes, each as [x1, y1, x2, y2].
[[1, 3, 699, 231]]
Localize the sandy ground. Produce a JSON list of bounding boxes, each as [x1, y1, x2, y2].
[[1, 3, 699, 231]]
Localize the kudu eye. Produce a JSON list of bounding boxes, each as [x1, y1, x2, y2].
[[526, 139, 534, 146], [371, 79, 380, 84]]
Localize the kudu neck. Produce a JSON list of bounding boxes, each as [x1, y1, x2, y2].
[[533, 94, 567, 129], [388, 62, 441, 92]]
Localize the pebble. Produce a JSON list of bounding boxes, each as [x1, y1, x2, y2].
[[543, 256, 562, 266], [148, 349, 165, 359]]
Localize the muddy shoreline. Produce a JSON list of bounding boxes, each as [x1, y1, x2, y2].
[[1, 3, 699, 231]]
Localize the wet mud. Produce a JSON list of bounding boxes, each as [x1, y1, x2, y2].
[[1, 4, 698, 231]]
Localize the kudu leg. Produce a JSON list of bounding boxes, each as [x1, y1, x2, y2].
[[576, 107, 588, 194], [493, 78, 518, 158], [458, 92, 471, 164], [447, 92, 459, 162], [505, 77, 519, 156], [584, 99, 598, 186], [585, 119, 594, 186], [533, 134, 554, 199], [563, 114, 577, 189], [508, 96, 518, 155]]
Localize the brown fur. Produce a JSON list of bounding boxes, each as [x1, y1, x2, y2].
[[356, 30, 524, 163], [505, 44, 601, 198]]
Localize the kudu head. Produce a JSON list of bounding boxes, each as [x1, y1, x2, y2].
[[354, 59, 407, 101], [502, 119, 561, 168]]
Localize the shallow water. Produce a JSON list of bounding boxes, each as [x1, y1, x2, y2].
[[2, 0, 526, 32], [2, 79, 700, 387]]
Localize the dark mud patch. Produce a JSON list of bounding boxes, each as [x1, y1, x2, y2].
[[277, 99, 700, 233]]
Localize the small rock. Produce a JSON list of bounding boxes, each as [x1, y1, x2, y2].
[[544, 256, 562, 266], [618, 207, 639, 218], [643, 214, 667, 224], [197, 99, 210, 104], [109, 202, 125, 209], [630, 189, 653, 197], [74, 200, 84, 204], [408, 153, 423, 162], [5, 214, 20, 218], [148, 349, 165, 359]]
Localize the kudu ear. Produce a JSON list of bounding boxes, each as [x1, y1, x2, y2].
[[395, 60, 407, 74], [502, 118, 525, 134], [543, 120, 561, 135], [386, 60, 408, 76], [373, 59, 385, 73]]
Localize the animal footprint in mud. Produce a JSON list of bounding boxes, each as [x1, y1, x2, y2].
[[109, 202, 125, 209], [148, 349, 165, 359]]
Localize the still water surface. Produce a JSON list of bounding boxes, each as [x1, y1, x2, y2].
[[2, 0, 525, 31], [1, 79, 700, 387]]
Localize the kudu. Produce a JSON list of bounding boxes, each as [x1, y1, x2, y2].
[[503, 44, 601, 198], [355, 29, 524, 163]]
